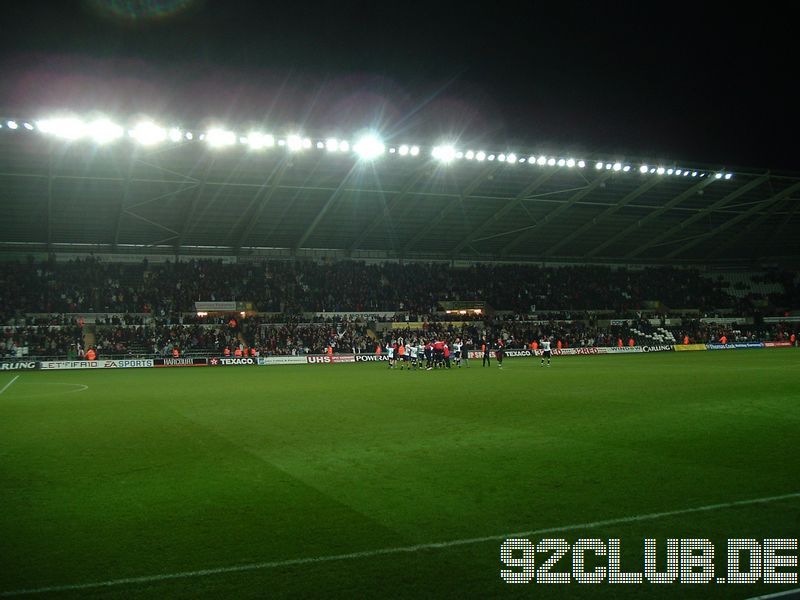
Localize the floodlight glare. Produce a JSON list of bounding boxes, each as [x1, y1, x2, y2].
[[326, 138, 339, 152], [316, 141, 325, 149], [725, 173, 733, 180], [507, 153, 517, 163], [302, 138, 312, 149], [339, 140, 350, 152], [498, 154, 506, 162], [547, 157, 556, 166], [613, 162, 622, 171], [487, 154, 496, 161], [37, 117, 85, 140], [287, 135, 304, 152], [455, 151, 464, 159], [465, 150, 474, 160], [667, 168, 674, 175], [409, 145, 419, 156], [87, 119, 123, 144], [168, 128, 182, 143], [23, 122, 34, 130], [640, 165, 649, 173], [205, 128, 236, 148], [354, 134, 386, 160], [623, 165, 631, 172], [528, 155, 536, 164], [606, 163, 612, 170], [475, 151, 486, 161], [432, 145, 456, 163], [247, 132, 274, 150], [566, 158, 576, 168], [657, 167, 666, 175], [675, 169, 682, 176], [131, 121, 166, 146], [537, 156, 547, 166], [184, 132, 193, 140], [578, 160, 586, 168], [596, 162, 604, 170], [399, 144, 410, 156], [714, 172, 723, 179], [557, 158, 566, 167], [692, 171, 698, 177], [7, 120, 18, 130]]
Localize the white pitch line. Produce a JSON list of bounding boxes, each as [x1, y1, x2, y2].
[[2, 491, 799, 597], [747, 587, 800, 599], [0, 374, 20, 395]]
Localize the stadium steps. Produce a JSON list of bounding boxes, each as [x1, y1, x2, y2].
[[82, 324, 96, 349]]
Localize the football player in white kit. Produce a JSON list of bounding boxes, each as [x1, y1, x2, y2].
[[540, 338, 552, 367], [409, 340, 419, 369], [452, 338, 463, 368]]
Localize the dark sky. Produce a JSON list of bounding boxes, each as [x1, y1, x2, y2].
[[0, 0, 797, 170]]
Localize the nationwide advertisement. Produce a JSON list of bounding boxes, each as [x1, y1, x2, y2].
[[258, 356, 308, 365]]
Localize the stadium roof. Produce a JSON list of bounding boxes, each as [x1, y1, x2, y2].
[[1, 120, 799, 264]]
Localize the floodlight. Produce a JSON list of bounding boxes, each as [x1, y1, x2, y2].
[[455, 151, 464, 159], [657, 167, 666, 175], [185, 132, 193, 140], [247, 132, 274, 150], [87, 119, 123, 144], [339, 140, 350, 152], [667, 169, 674, 175], [518, 157, 526, 163], [613, 162, 622, 171], [23, 122, 34, 130], [131, 121, 166, 145], [6, 120, 18, 129], [557, 158, 566, 167], [537, 156, 547, 166], [692, 171, 697, 177], [566, 158, 576, 168], [465, 150, 474, 160], [725, 173, 733, 180], [399, 144, 410, 156], [528, 156, 536, 164], [168, 128, 182, 143], [578, 160, 586, 168], [432, 145, 456, 163], [623, 165, 631, 172], [409, 145, 419, 156], [206, 128, 236, 148], [302, 138, 312, 149], [487, 154, 496, 161], [354, 134, 385, 160], [640, 165, 648, 173], [507, 153, 517, 163], [650, 168, 656, 174], [547, 158, 556, 166], [595, 162, 604, 170], [497, 154, 506, 162], [683, 171, 689, 176], [326, 138, 339, 152], [675, 169, 682, 176], [475, 151, 486, 161], [714, 172, 722, 179], [316, 141, 325, 149]]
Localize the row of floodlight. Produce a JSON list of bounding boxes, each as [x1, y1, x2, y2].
[[0, 117, 733, 180]]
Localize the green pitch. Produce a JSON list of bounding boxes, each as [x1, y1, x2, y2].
[[1, 350, 799, 599]]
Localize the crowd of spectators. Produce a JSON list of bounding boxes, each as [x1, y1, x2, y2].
[[1, 256, 797, 358], [2, 257, 794, 318]]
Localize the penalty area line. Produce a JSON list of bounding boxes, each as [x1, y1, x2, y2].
[[2, 491, 800, 596], [0, 374, 20, 395]]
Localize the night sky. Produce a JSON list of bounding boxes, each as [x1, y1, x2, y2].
[[0, 0, 797, 170]]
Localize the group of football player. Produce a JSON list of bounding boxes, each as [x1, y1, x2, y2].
[[385, 337, 468, 370]]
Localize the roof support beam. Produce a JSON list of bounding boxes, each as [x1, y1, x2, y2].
[[231, 160, 289, 251], [500, 171, 613, 256], [544, 178, 661, 257], [400, 165, 497, 254], [294, 164, 360, 250], [175, 158, 216, 251], [624, 174, 770, 259], [675, 181, 800, 259], [348, 167, 430, 251], [584, 177, 715, 258], [449, 170, 558, 255]]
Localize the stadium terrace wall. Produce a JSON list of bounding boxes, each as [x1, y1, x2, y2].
[[5, 343, 794, 371]]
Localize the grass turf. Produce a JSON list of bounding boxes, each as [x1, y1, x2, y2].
[[1, 349, 799, 598]]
